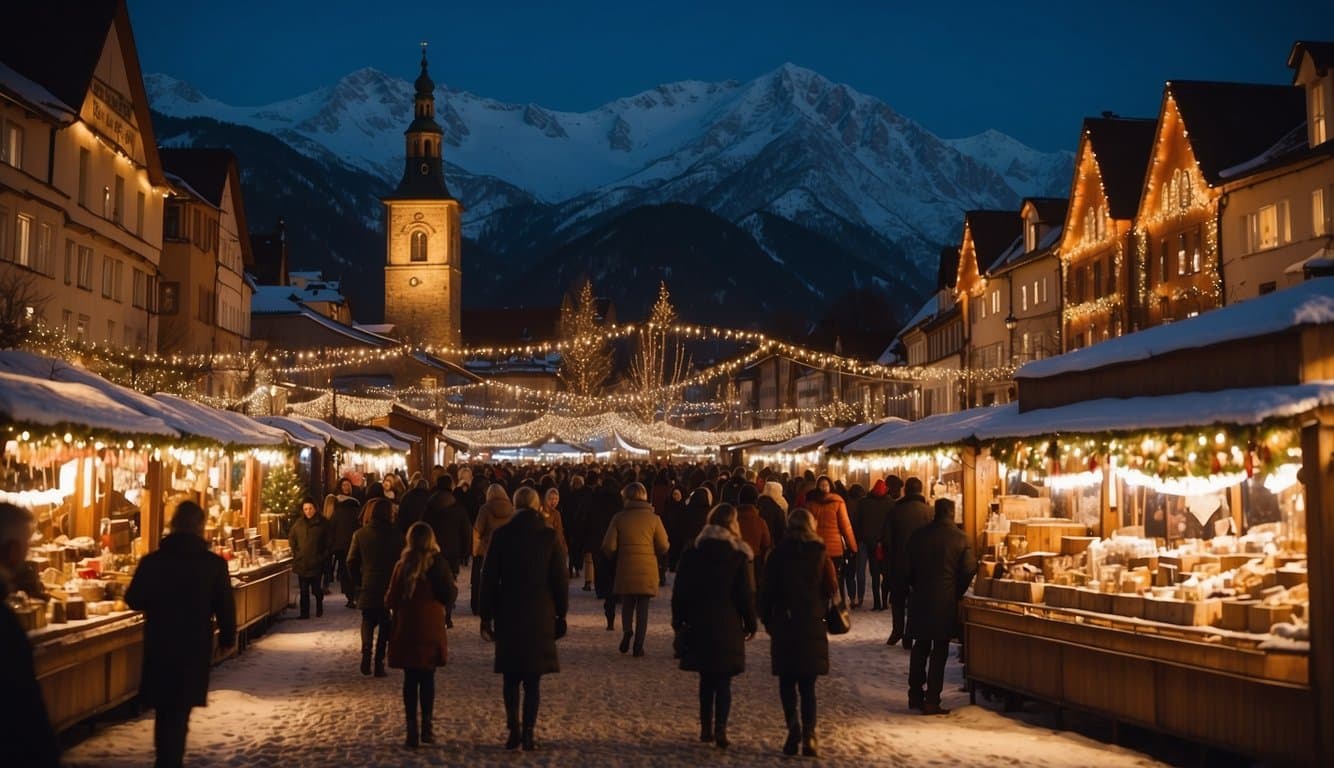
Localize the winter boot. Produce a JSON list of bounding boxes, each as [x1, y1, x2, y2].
[[714, 722, 728, 749], [421, 701, 435, 744], [521, 725, 537, 751], [801, 725, 818, 757], [505, 715, 522, 750], [374, 660, 388, 677], [782, 704, 801, 755], [360, 650, 372, 676], [619, 632, 632, 654], [404, 717, 418, 749]]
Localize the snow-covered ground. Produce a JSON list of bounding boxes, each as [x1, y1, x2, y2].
[[64, 569, 1167, 767]]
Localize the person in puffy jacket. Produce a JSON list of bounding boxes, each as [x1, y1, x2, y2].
[[602, 482, 669, 657], [288, 497, 331, 618], [804, 476, 856, 604]]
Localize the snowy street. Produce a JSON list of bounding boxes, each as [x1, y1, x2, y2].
[[62, 570, 1168, 768]]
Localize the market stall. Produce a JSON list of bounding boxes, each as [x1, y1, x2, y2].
[[959, 281, 1333, 764]]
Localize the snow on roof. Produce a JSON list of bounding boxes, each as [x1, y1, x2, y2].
[[0, 350, 185, 426], [371, 425, 421, 444], [251, 286, 303, 315], [0, 369, 176, 437], [1284, 247, 1334, 274], [152, 394, 289, 447], [253, 415, 328, 449], [164, 171, 220, 209], [842, 383, 1334, 455], [282, 415, 361, 450], [347, 428, 409, 452], [1018, 278, 1334, 380], [756, 426, 848, 455], [0, 60, 77, 122]]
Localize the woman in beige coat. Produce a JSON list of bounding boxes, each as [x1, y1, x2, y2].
[[602, 482, 669, 657]]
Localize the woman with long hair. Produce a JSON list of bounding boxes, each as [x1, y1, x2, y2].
[[539, 487, 568, 554], [671, 503, 757, 748], [759, 508, 838, 757], [385, 522, 457, 748]]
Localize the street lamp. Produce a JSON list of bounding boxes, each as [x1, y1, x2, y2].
[[1004, 313, 1018, 331]]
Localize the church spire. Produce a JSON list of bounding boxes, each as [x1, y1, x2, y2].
[[391, 43, 453, 200]]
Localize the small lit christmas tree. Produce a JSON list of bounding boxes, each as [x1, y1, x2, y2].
[[262, 463, 306, 536]]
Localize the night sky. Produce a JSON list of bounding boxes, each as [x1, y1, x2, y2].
[[129, 0, 1328, 152]]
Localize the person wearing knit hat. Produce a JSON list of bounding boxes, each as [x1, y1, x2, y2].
[[853, 479, 896, 611], [757, 481, 788, 549]]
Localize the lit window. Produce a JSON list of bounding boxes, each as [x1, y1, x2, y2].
[[14, 214, 32, 268], [1021, 284, 1029, 311], [410, 230, 428, 262], [35, 223, 50, 275], [1313, 81, 1328, 146], [1, 121, 21, 169], [77, 246, 93, 289], [1314, 188, 1327, 237], [78, 148, 90, 207]]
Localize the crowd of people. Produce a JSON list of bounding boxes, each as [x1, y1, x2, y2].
[[0, 458, 977, 767]]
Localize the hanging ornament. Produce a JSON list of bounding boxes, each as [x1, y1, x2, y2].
[[1245, 440, 1256, 478]]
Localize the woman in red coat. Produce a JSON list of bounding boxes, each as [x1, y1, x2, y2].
[[385, 521, 458, 748]]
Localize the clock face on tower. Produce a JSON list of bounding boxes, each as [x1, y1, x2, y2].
[[419, 162, 430, 175]]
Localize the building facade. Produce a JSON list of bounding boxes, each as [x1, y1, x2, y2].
[[0, 0, 165, 350]]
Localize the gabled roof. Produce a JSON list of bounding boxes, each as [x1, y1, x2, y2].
[[1080, 117, 1157, 220], [963, 210, 1022, 274], [1166, 80, 1305, 185], [161, 148, 254, 268], [1288, 40, 1334, 81], [2, 0, 164, 185], [1023, 197, 1069, 225], [936, 246, 960, 291]]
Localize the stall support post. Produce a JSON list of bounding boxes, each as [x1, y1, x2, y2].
[[143, 457, 164, 552], [74, 455, 94, 538], [1099, 454, 1117, 538], [242, 456, 262, 532], [962, 445, 981, 546], [1302, 410, 1334, 764]]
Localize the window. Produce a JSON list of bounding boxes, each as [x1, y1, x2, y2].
[[1025, 222, 1038, 253], [1314, 188, 1327, 237], [410, 230, 427, 262], [77, 246, 92, 289], [106, 319, 115, 344], [990, 289, 1000, 315], [14, 213, 31, 267], [164, 203, 183, 240], [1, 121, 21, 169], [61, 310, 72, 334], [1092, 261, 1103, 298], [102, 256, 114, 298], [136, 191, 145, 235], [0, 207, 7, 261], [78, 148, 90, 207], [113, 175, 124, 225], [1246, 202, 1290, 253], [1179, 170, 1193, 209], [75, 314, 88, 342], [1313, 81, 1328, 146], [1191, 226, 1202, 273], [1158, 239, 1170, 282], [132, 268, 147, 309], [34, 223, 50, 275], [1176, 232, 1189, 276], [64, 241, 73, 285], [1041, 276, 1049, 304], [1021, 283, 1029, 311], [101, 185, 111, 219], [113, 260, 123, 301]]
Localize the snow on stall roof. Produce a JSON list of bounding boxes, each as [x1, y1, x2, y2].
[[283, 415, 361, 450], [0, 370, 176, 437], [370, 425, 421, 444], [0, 350, 186, 427], [253, 416, 328, 449], [842, 383, 1334, 455], [347, 428, 407, 452], [756, 426, 848, 454], [1018, 278, 1334, 379], [151, 394, 289, 447]]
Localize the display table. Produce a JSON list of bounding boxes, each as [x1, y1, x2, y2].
[[31, 611, 144, 732], [231, 559, 293, 633], [963, 595, 1315, 763]]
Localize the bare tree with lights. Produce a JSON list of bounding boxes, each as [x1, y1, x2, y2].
[[558, 280, 613, 409], [628, 281, 691, 422]]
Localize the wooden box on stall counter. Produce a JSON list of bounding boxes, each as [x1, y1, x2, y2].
[[1157, 554, 1199, 573], [1076, 588, 1115, 614], [1109, 593, 1145, 618], [972, 577, 993, 598], [1129, 555, 1159, 572], [1143, 597, 1222, 626], [1043, 583, 1079, 609], [1060, 536, 1099, 555], [1276, 568, 1308, 588], [1219, 600, 1259, 631], [1248, 603, 1294, 634], [1008, 520, 1090, 554], [1220, 554, 1262, 571], [992, 579, 1045, 604]]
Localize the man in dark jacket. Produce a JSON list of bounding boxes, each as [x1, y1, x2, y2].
[[905, 498, 976, 715], [288, 497, 331, 618], [480, 487, 569, 751], [396, 480, 431, 536], [0, 503, 60, 767], [125, 500, 237, 768], [347, 497, 404, 677], [853, 479, 896, 611], [329, 494, 361, 607], [883, 476, 934, 648], [424, 475, 472, 627]]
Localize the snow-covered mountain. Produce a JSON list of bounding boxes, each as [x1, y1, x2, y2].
[[145, 64, 1072, 276]]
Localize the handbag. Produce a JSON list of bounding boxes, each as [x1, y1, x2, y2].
[[825, 599, 851, 635], [873, 542, 887, 562]]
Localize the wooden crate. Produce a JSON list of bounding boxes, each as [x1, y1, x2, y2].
[[1060, 536, 1099, 555], [1009, 520, 1090, 554], [1109, 593, 1145, 618], [1076, 589, 1115, 614], [1043, 583, 1079, 609], [1248, 603, 1293, 634], [992, 579, 1045, 604], [1220, 600, 1259, 631], [1143, 597, 1221, 627], [972, 577, 993, 598]]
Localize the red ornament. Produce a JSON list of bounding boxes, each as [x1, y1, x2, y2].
[[1210, 455, 1222, 474], [1087, 456, 1099, 473]]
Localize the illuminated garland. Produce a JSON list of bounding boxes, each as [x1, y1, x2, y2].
[[443, 412, 799, 452], [1063, 293, 1123, 322]]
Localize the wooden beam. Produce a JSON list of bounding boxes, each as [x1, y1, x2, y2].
[[1302, 409, 1333, 764]]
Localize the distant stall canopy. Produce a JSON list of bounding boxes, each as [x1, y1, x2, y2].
[[442, 412, 799, 453]]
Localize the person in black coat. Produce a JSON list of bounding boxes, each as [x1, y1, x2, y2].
[[326, 493, 362, 608], [882, 477, 934, 648], [289, 497, 331, 618], [906, 498, 976, 715], [0, 503, 60, 768], [395, 481, 431, 537], [671, 487, 712, 569], [347, 497, 405, 677], [479, 487, 569, 751], [125, 500, 237, 768], [853, 479, 896, 611], [584, 477, 622, 630], [423, 475, 471, 626], [563, 474, 593, 588], [671, 504, 757, 749], [759, 507, 838, 758]]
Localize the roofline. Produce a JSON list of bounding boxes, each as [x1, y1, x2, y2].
[[112, 0, 166, 187]]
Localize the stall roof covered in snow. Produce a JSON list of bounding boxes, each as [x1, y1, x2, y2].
[[842, 408, 1007, 454], [253, 416, 328, 449], [348, 428, 409, 453], [756, 426, 848, 455], [281, 416, 362, 451], [0, 370, 176, 437], [152, 394, 289, 447], [1018, 278, 1334, 380]]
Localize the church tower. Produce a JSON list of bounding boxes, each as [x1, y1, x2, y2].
[[383, 44, 462, 348]]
